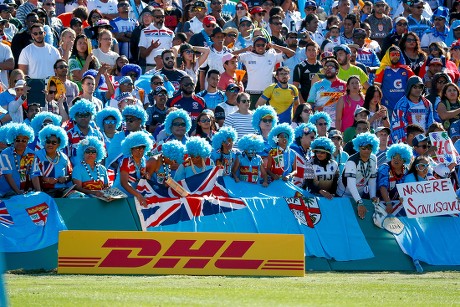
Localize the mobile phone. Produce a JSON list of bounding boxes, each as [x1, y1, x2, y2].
[[26, 78, 46, 107]]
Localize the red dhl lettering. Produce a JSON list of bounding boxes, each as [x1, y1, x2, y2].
[[98, 239, 263, 270]]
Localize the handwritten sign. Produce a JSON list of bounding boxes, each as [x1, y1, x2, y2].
[[429, 132, 459, 164], [396, 179, 460, 218]]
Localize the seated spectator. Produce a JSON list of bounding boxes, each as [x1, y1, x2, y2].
[[175, 136, 214, 181], [146, 140, 186, 186], [232, 134, 268, 187], [95, 107, 122, 147], [266, 123, 297, 182], [211, 126, 238, 176]]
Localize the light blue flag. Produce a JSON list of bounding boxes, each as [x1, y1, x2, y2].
[[0, 192, 67, 253]]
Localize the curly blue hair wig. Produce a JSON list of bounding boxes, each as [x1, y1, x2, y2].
[[352, 132, 380, 155], [121, 131, 153, 156], [186, 136, 212, 158], [237, 134, 265, 153], [162, 140, 186, 164], [164, 109, 192, 135], [76, 136, 107, 163], [295, 123, 317, 139], [38, 125, 68, 150], [69, 99, 96, 121], [309, 111, 332, 130], [212, 126, 238, 151], [0, 123, 19, 144], [122, 105, 148, 126], [311, 137, 336, 155], [121, 64, 142, 77], [386, 143, 413, 164], [8, 123, 34, 144], [268, 123, 294, 148], [251, 105, 278, 133], [30, 111, 62, 136], [82, 69, 105, 87], [95, 107, 123, 130]]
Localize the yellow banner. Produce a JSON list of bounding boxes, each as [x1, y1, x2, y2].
[[58, 231, 304, 277]]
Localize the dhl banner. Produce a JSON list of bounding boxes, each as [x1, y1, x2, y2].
[[57, 231, 305, 277]]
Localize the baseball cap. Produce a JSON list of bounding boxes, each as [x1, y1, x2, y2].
[[192, 0, 207, 9], [410, 0, 424, 6], [394, 16, 408, 24], [223, 27, 238, 36], [153, 86, 167, 96], [250, 6, 266, 14], [305, 0, 317, 7], [2, 0, 17, 8], [412, 134, 428, 146], [119, 76, 133, 85], [117, 92, 135, 103], [236, 1, 249, 10], [15, 80, 26, 89], [117, 1, 129, 7], [70, 17, 82, 27], [320, 51, 335, 61], [428, 57, 443, 66], [354, 106, 370, 117], [222, 53, 237, 64], [211, 26, 224, 36], [328, 129, 343, 139], [353, 28, 367, 37], [434, 164, 450, 178], [432, 6, 449, 21], [93, 19, 113, 30], [334, 44, 351, 55], [203, 15, 217, 26], [0, 4, 10, 11], [253, 35, 267, 44], [239, 16, 253, 24], [332, 1, 339, 8], [348, 43, 360, 50], [374, 126, 391, 135], [226, 83, 240, 91]]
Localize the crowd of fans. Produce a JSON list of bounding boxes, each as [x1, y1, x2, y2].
[[0, 0, 459, 218]]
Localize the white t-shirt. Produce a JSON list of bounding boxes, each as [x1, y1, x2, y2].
[[203, 47, 232, 74], [18, 43, 61, 79], [139, 24, 174, 65], [187, 16, 204, 34], [92, 48, 119, 66], [87, 0, 118, 15], [0, 43, 13, 87], [239, 49, 283, 92]]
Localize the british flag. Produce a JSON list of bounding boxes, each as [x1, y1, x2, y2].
[[136, 167, 247, 230], [0, 201, 13, 226]]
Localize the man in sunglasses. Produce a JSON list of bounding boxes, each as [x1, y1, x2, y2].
[[364, 0, 392, 47], [11, 12, 38, 67], [420, 7, 449, 50], [407, 0, 432, 40], [209, 0, 231, 28], [17, 23, 60, 79], [111, 1, 137, 59], [189, 15, 217, 47], [390, 76, 434, 144], [411, 134, 431, 157], [0, 4, 18, 41], [54, 59, 79, 107], [146, 86, 168, 133], [184, 0, 208, 36], [44, 80, 69, 122]]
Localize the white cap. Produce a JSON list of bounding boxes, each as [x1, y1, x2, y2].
[[15, 79, 26, 88]]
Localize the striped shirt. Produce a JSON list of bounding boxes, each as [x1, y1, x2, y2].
[[223, 112, 255, 145]]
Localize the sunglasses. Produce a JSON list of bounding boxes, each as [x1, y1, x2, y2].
[[182, 83, 194, 87], [429, 47, 440, 51], [125, 118, 139, 123], [118, 2, 129, 6], [238, 99, 249, 104], [236, 6, 246, 10], [121, 82, 134, 86], [317, 122, 327, 126], [44, 2, 56, 5], [433, 17, 445, 21], [48, 90, 57, 94], [227, 33, 237, 38], [437, 79, 447, 84], [262, 118, 273, 123], [76, 113, 91, 118], [132, 145, 146, 151], [15, 139, 28, 143], [32, 31, 44, 36], [360, 145, 373, 150], [416, 163, 428, 170], [205, 24, 216, 28], [389, 51, 400, 57], [375, 3, 385, 6], [305, 6, 316, 10], [271, 22, 283, 26], [303, 109, 312, 113], [397, 23, 408, 26], [416, 144, 428, 149], [85, 150, 97, 154], [154, 15, 165, 19], [228, 88, 239, 93], [46, 139, 59, 145], [57, 65, 68, 69], [184, 49, 194, 54], [164, 56, 175, 61], [200, 118, 211, 123], [172, 122, 186, 127], [152, 81, 164, 85], [406, 38, 416, 42], [193, 7, 205, 11], [104, 119, 116, 125]]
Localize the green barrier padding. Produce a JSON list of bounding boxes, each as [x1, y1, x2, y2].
[[125, 198, 143, 231], [4, 244, 58, 271], [305, 257, 332, 271]]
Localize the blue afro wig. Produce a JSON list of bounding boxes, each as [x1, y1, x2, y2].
[[295, 123, 317, 139], [212, 126, 238, 151], [121, 131, 153, 156], [164, 109, 192, 135], [386, 143, 413, 164], [309, 111, 332, 130], [121, 64, 142, 78], [30, 111, 62, 136], [352, 132, 380, 154], [69, 99, 96, 121], [237, 134, 265, 152], [8, 123, 34, 144], [251, 105, 278, 133], [38, 125, 68, 150], [82, 69, 105, 87], [95, 107, 122, 130], [186, 136, 212, 158], [162, 140, 186, 164], [311, 137, 336, 155], [76, 136, 107, 163], [268, 123, 294, 148], [122, 105, 148, 126], [0, 123, 19, 144]]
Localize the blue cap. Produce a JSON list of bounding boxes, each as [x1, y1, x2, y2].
[[153, 86, 167, 95], [334, 44, 351, 55], [433, 6, 449, 22], [305, 0, 317, 7], [119, 76, 133, 85], [412, 134, 428, 146]]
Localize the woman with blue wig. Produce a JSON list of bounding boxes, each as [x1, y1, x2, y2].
[[113, 131, 153, 206], [290, 123, 317, 187], [337, 132, 380, 219], [309, 111, 332, 137], [266, 123, 297, 182], [377, 143, 413, 213], [0, 123, 41, 196], [174, 136, 214, 181], [232, 134, 268, 187], [34, 125, 73, 197], [72, 136, 110, 198], [146, 140, 186, 187], [251, 105, 278, 164], [29, 111, 62, 151], [159, 109, 192, 146], [211, 126, 238, 176], [304, 137, 339, 199], [95, 107, 123, 147]]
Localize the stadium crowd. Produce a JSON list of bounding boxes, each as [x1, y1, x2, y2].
[[0, 0, 459, 218]]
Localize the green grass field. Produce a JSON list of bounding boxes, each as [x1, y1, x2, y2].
[[5, 271, 460, 306]]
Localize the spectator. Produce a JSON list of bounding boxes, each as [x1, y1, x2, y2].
[[0, 4, 18, 41], [92, 29, 119, 66], [94, 106, 122, 147], [437, 82, 460, 132], [375, 126, 391, 167], [291, 103, 312, 129], [363, 85, 390, 131], [340, 13, 356, 45], [157, 49, 187, 93], [407, 0, 432, 40], [57, 28, 76, 62], [80, 75, 104, 111], [217, 53, 243, 91], [293, 41, 321, 105], [381, 16, 408, 58], [329, 129, 348, 174], [214, 83, 240, 127], [266, 123, 297, 182], [177, 43, 210, 85], [365, 0, 392, 47], [11, 12, 38, 67], [69, 34, 100, 87], [87, 0, 118, 20], [420, 6, 449, 49], [110, 0, 137, 59], [175, 136, 214, 181], [184, 0, 208, 37], [198, 69, 226, 111], [398, 31, 426, 76], [146, 86, 168, 134], [336, 75, 365, 132], [16, 0, 39, 27], [54, 59, 79, 108]]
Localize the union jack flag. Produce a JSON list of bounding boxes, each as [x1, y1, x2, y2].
[[136, 167, 246, 230], [0, 200, 13, 225]]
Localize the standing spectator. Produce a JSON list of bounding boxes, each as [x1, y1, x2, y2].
[[146, 86, 168, 133], [281, 32, 307, 84], [16, 0, 39, 27], [157, 49, 187, 93], [223, 1, 248, 30], [375, 126, 391, 167], [363, 85, 390, 131], [268, 14, 285, 46], [80, 75, 104, 111], [58, 28, 76, 62], [209, 0, 231, 28], [189, 15, 218, 47], [381, 16, 408, 58], [364, 0, 392, 47], [420, 7, 449, 49], [0, 4, 18, 41], [223, 91, 254, 142], [198, 69, 226, 111], [184, 0, 207, 37], [0, 34, 13, 87], [18, 23, 61, 79], [87, 0, 118, 20], [11, 12, 38, 67], [336, 75, 365, 132], [293, 41, 321, 104], [407, 0, 432, 40], [177, 43, 210, 85], [217, 53, 244, 91], [390, 76, 434, 144], [353, 28, 380, 84], [340, 14, 356, 45], [69, 34, 100, 88], [130, 6, 152, 66], [398, 31, 426, 76], [334, 44, 369, 90], [110, 0, 137, 59], [92, 29, 119, 66], [214, 83, 240, 127]]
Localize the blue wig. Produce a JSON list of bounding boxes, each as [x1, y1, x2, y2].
[[251, 105, 278, 133], [76, 136, 107, 163], [8, 123, 34, 144], [186, 136, 212, 158], [69, 99, 96, 121], [95, 107, 123, 130], [121, 131, 153, 156], [38, 125, 68, 150], [122, 105, 148, 126], [164, 109, 192, 135], [309, 111, 332, 130], [386, 143, 413, 164], [121, 64, 142, 77], [0, 123, 19, 144], [237, 134, 265, 153], [352, 132, 380, 154], [82, 69, 105, 87], [268, 123, 294, 148], [30, 111, 62, 136], [162, 140, 186, 164], [212, 126, 238, 151], [295, 123, 317, 139], [311, 137, 336, 155]]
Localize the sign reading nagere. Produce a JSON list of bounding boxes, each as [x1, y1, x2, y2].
[[57, 231, 305, 277]]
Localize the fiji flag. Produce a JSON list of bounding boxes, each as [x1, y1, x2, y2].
[[0, 192, 67, 253]]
